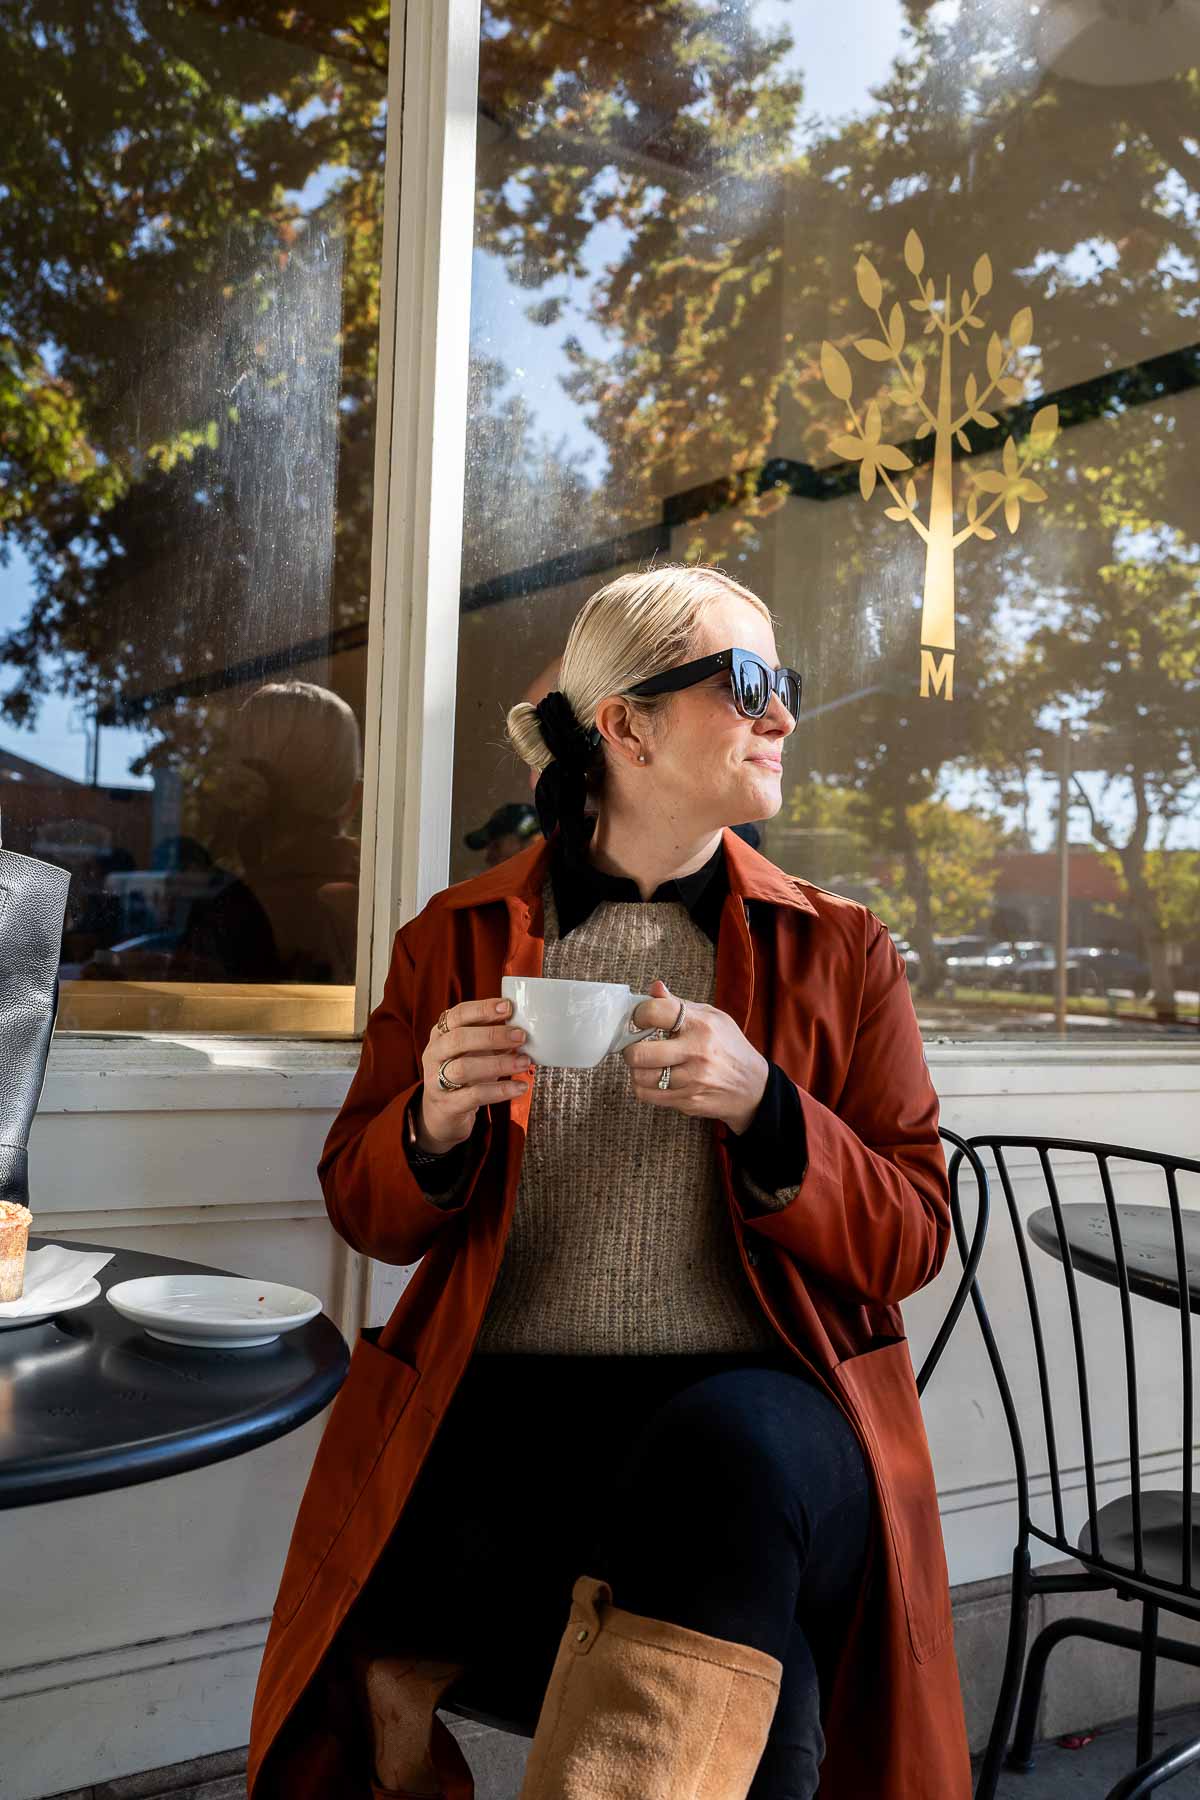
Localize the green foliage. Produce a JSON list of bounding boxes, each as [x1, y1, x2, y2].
[[788, 778, 1011, 940], [0, 1, 389, 748], [1101, 848, 1200, 943]]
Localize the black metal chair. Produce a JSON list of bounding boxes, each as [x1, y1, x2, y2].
[[952, 1134, 1200, 1800], [440, 1125, 991, 1741]]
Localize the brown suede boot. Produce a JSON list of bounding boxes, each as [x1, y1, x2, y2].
[[362, 1655, 469, 1799], [519, 1575, 782, 1799]]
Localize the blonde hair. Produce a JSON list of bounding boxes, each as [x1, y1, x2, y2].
[[230, 681, 362, 824], [506, 564, 771, 776]]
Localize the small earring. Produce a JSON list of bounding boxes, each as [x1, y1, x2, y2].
[[637, 755, 647, 764]]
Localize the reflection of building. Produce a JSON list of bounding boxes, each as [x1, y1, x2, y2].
[[992, 847, 1128, 948], [0, 748, 153, 867]]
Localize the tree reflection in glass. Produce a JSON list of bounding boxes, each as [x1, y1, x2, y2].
[[0, 2, 389, 1029], [456, 0, 1199, 1034]]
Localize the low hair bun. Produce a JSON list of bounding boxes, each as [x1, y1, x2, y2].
[[505, 699, 555, 774]]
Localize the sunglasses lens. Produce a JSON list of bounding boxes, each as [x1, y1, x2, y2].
[[735, 656, 769, 717], [779, 672, 802, 717]]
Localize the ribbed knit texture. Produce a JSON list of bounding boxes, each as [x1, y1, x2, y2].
[[475, 885, 780, 1356]]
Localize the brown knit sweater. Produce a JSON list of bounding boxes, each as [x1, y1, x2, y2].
[[474, 885, 783, 1356]]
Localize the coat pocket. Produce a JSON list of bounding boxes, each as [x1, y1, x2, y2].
[[831, 1336, 952, 1664], [272, 1330, 420, 1625]]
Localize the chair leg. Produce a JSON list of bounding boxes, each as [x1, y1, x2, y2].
[[1135, 1602, 1159, 1769], [975, 1547, 1032, 1800], [1007, 1614, 1098, 1769], [1104, 1727, 1200, 1800]]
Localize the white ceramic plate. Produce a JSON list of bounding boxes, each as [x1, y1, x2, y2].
[[0, 1278, 102, 1331], [106, 1275, 322, 1348]]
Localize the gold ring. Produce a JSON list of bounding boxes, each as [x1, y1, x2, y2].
[[437, 1057, 465, 1093], [665, 1000, 687, 1039], [436, 1009, 452, 1035], [657, 1066, 671, 1091]]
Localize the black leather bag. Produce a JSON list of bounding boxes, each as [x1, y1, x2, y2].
[[0, 848, 70, 1209]]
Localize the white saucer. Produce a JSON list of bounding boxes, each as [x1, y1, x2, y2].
[[0, 1279, 102, 1331], [106, 1275, 322, 1348]]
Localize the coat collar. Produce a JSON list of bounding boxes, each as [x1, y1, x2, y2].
[[442, 828, 818, 917]]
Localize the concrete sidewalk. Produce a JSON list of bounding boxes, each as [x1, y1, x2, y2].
[[989, 1704, 1200, 1796], [441, 1707, 1200, 1797], [46, 1704, 1200, 1797], [437, 1707, 1200, 1797]]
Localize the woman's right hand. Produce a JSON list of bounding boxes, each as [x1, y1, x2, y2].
[[415, 998, 533, 1153]]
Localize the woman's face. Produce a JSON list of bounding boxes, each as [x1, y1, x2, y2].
[[644, 592, 796, 832]]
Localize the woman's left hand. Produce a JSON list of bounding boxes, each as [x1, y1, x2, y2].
[[623, 980, 769, 1135]]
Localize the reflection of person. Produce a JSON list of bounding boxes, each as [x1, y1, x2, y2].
[[463, 800, 540, 867], [249, 567, 967, 1800], [175, 681, 362, 984], [461, 657, 562, 868]]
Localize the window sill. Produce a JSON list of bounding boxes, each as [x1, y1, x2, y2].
[[41, 1035, 363, 1114], [35, 1031, 1200, 1116], [924, 1038, 1200, 1066]]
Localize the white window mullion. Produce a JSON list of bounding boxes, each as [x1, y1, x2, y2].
[[359, 0, 481, 1027], [351, 0, 408, 1034]]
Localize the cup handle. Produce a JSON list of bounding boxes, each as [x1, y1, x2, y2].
[[610, 993, 659, 1057]]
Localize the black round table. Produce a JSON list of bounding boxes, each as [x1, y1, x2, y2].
[[0, 1238, 349, 1509], [1027, 1204, 1200, 1314]]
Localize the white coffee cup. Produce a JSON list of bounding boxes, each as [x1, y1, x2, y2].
[[501, 974, 660, 1069]]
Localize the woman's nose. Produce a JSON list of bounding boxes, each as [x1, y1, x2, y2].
[[759, 692, 795, 735]]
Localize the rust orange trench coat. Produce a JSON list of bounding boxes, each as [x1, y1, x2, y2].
[[248, 829, 971, 1800]]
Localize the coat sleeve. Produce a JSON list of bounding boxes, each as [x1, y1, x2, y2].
[[318, 923, 491, 1265], [737, 921, 949, 1306]]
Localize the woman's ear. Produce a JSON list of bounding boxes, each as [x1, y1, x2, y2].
[[593, 694, 649, 767]]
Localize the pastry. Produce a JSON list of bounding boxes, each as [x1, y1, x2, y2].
[[0, 1200, 32, 1302]]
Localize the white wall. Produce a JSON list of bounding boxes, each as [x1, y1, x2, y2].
[[2, 1037, 1197, 1799]]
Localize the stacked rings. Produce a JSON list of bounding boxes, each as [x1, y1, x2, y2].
[[657, 998, 685, 1089], [437, 1058, 464, 1092]]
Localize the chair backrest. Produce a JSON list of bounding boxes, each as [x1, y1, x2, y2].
[[953, 1133, 1200, 1613], [914, 1126, 991, 1398]]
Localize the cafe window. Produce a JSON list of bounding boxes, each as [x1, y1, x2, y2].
[[452, 0, 1200, 1039], [0, 1, 389, 1035]]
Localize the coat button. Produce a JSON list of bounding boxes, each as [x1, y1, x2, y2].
[[576, 1628, 589, 1643], [746, 1248, 759, 1268]]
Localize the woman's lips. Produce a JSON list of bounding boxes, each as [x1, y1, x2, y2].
[[746, 756, 783, 772]]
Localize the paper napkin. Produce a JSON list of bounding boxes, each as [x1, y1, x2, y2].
[[0, 1245, 114, 1318]]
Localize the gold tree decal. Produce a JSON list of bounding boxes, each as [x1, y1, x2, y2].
[[821, 230, 1059, 700]]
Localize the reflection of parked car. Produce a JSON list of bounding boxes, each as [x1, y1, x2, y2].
[[889, 934, 921, 983], [935, 936, 991, 983], [938, 938, 1044, 988], [979, 941, 1052, 988], [104, 867, 224, 939], [83, 930, 183, 981], [1010, 945, 1151, 998]]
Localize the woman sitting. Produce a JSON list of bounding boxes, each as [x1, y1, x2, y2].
[[248, 563, 970, 1800]]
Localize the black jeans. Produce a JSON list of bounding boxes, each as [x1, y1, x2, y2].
[[373, 1349, 872, 1800]]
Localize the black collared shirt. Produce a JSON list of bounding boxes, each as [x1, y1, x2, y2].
[[551, 834, 728, 947]]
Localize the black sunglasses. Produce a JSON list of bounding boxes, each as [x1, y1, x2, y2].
[[629, 647, 802, 721]]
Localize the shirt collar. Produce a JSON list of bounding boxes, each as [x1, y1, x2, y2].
[[551, 835, 728, 945], [441, 827, 819, 917]]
